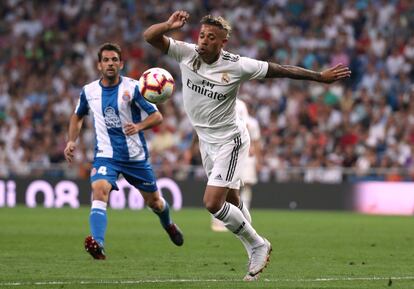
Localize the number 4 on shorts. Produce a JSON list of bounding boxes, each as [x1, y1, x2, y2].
[[97, 166, 107, 175]]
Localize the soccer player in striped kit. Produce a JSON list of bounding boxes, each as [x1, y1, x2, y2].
[[64, 43, 183, 260], [144, 11, 350, 280]]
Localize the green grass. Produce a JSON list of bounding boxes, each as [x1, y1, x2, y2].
[[0, 207, 413, 289]]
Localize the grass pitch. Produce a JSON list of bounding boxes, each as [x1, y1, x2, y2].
[[0, 207, 413, 289]]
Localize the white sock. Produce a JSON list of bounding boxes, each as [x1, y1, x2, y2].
[[237, 201, 252, 258], [214, 202, 264, 250], [92, 200, 107, 210], [238, 201, 252, 224]]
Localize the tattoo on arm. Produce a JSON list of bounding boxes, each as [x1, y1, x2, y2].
[[266, 63, 321, 81]]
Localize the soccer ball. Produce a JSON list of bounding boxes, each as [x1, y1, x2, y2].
[[138, 67, 175, 104]]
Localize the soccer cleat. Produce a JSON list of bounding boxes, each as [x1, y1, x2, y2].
[[243, 272, 260, 281], [84, 235, 106, 260], [165, 223, 184, 246], [246, 238, 272, 278]]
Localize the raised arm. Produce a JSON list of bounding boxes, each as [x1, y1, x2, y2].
[[266, 63, 351, 84], [143, 10, 190, 53]]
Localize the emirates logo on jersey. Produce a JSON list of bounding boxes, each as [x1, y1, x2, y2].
[[186, 79, 228, 101]]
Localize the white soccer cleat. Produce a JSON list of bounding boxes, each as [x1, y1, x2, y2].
[[247, 238, 272, 277], [243, 272, 260, 281]]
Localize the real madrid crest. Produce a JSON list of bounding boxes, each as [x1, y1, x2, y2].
[[221, 72, 230, 83]]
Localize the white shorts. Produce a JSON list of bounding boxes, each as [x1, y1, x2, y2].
[[241, 155, 258, 184], [199, 131, 250, 190]]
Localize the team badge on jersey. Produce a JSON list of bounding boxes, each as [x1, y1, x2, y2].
[[221, 72, 230, 83], [104, 106, 122, 128], [122, 90, 131, 102], [90, 167, 97, 176]]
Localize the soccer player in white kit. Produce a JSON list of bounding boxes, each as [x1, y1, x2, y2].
[[144, 11, 351, 280]]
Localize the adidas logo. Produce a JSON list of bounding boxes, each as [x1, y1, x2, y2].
[[215, 174, 223, 180]]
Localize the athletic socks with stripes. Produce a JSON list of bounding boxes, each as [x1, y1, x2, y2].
[[214, 202, 264, 249], [238, 201, 251, 224]]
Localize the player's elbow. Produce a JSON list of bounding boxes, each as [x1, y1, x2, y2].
[[154, 112, 163, 125], [143, 29, 159, 46], [143, 30, 153, 43]]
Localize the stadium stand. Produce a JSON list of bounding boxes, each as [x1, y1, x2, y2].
[[0, 0, 413, 182]]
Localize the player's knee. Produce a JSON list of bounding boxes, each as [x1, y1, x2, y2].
[[92, 190, 108, 202], [203, 198, 222, 214], [146, 198, 163, 211], [91, 182, 111, 201]]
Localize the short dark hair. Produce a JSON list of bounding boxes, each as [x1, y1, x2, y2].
[[200, 15, 232, 39], [97, 42, 122, 61]]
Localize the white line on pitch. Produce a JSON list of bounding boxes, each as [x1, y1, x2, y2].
[[1, 276, 413, 286]]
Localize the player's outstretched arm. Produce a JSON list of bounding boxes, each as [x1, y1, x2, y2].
[[266, 62, 351, 83], [143, 10, 190, 53]]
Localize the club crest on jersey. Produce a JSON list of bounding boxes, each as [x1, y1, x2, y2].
[[122, 90, 131, 102], [104, 106, 122, 128], [221, 73, 230, 83], [90, 167, 97, 176]]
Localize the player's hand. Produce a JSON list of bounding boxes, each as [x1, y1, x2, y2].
[[64, 141, 76, 163], [167, 10, 189, 30], [320, 63, 351, 83], [124, 122, 141, 136]]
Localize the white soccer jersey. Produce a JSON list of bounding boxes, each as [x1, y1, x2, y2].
[[167, 38, 268, 143], [75, 76, 158, 161]]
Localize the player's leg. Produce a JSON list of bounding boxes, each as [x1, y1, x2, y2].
[[122, 161, 183, 246], [86, 160, 119, 260], [211, 188, 251, 232], [204, 185, 270, 277], [141, 189, 184, 246], [226, 188, 252, 258], [202, 133, 271, 280], [227, 188, 251, 223]]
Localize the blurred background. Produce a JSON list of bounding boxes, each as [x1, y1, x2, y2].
[[0, 0, 413, 184]]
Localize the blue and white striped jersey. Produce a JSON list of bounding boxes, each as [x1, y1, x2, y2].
[[75, 76, 157, 161]]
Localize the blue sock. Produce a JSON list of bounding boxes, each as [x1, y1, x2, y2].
[[152, 198, 172, 229], [89, 201, 107, 246]]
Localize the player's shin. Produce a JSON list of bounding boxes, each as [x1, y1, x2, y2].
[[151, 197, 172, 228], [214, 202, 264, 250], [89, 200, 108, 246], [238, 201, 252, 224]]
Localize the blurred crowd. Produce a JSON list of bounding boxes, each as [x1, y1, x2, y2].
[[0, 0, 413, 183]]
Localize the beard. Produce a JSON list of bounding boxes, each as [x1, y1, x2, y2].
[[104, 69, 118, 80]]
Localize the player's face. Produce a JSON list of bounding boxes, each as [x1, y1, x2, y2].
[[98, 50, 124, 81], [197, 24, 228, 63]]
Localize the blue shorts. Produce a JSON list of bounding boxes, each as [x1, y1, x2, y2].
[[90, 157, 158, 193]]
